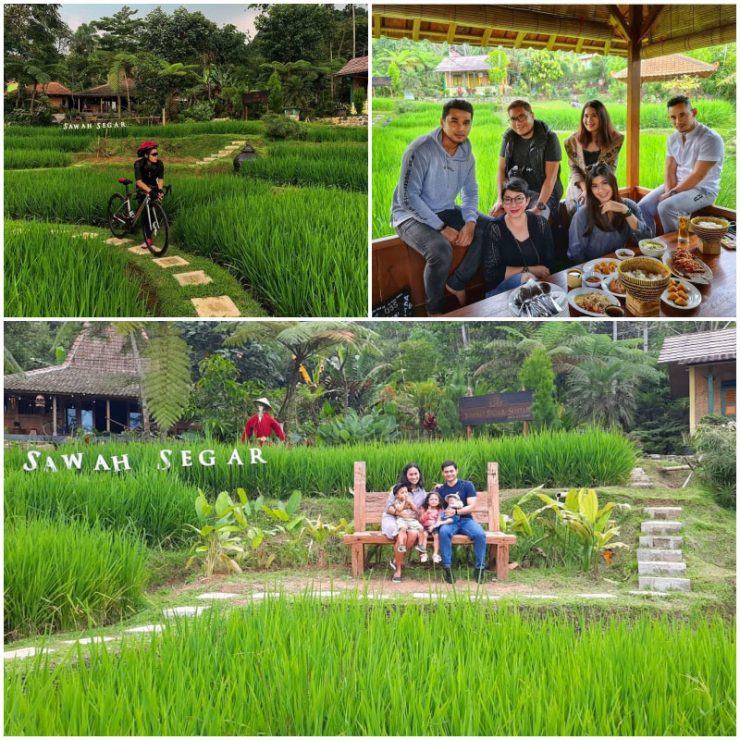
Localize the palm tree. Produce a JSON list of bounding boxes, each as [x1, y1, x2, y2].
[[225, 322, 376, 424], [107, 52, 137, 118]]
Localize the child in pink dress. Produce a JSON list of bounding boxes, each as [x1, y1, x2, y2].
[[419, 491, 447, 564]]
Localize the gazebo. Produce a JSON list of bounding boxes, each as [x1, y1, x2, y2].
[[74, 80, 137, 115], [371, 4, 736, 313], [612, 53, 719, 83]]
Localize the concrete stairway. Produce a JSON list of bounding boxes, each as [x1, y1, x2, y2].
[[638, 507, 691, 592]]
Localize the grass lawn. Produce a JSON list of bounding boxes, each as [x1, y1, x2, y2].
[[372, 99, 736, 238]]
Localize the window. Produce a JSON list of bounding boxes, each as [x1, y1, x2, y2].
[[721, 380, 736, 417]]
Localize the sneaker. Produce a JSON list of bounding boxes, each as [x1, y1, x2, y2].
[[442, 568, 455, 584], [475, 567, 486, 584], [398, 545, 406, 553], [392, 575, 401, 583], [144, 237, 154, 248], [414, 544, 426, 554], [420, 553, 428, 563], [432, 554, 442, 564]]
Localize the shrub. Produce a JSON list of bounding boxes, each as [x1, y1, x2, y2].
[[694, 420, 736, 509], [262, 113, 306, 140], [181, 100, 216, 122], [352, 87, 367, 115], [4, 518, 148, 638]]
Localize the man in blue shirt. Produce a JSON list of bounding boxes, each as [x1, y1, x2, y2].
[[435, 460, 488, 584], [390, 99, 492, 315]]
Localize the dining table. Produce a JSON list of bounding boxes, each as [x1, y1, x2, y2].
[[445, 231, 736, 318]]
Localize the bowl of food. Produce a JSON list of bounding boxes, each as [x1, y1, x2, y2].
[[615, 248, 635, 260], [582, 271, 604, 289], [567, 287, 620, 316], [638, 239, 666, 259], [618, 256, 671, 301]]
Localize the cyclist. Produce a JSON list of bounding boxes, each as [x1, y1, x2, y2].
[[134, 140, 165, 248]]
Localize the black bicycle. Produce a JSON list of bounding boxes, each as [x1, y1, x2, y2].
[[107, 178, 171, 256]]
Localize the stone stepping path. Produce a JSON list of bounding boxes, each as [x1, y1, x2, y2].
[[191, 295, 241, 317], [5, 646, 54, 660], [61, 636, 117, 645], [106, 237, 133, 246], [173, 270, 213, 287], [162, 605, 210, 618], [629, 467, 653, 488], [638, 507, 691, 592], [125, 624, 165, 634], [193, 141, 244, 167], [153, 255, 189, 268], [196, 592, 239, 601]]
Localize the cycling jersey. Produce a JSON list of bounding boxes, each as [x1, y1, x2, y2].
[[134, 157, 164, 192]]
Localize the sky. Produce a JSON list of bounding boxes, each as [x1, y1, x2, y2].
[[59, 4, 261, 38]]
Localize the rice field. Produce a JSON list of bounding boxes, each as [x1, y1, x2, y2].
[[372, 100, 736, 237], [4, 119, 368, 317], [4, 518, 148, 638], [4, 601, 735, 736], [4, 430, 636, 497], [4, 220, 150, 316]]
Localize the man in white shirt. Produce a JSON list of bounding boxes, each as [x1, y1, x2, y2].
[[639, 95, 724, 233]]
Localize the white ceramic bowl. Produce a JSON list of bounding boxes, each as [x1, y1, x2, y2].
[[639, 239, 666, 259], [615, 248, 635, 260]]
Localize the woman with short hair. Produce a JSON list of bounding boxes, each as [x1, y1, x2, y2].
[[564, 100, 624, 215]]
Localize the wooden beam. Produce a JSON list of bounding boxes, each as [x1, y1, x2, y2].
[[373, 13, 381, 37], [608, 5, 631, 41], [446, 23, 457, 45], [604, 40, 612, 56], [625, 6, 643, 191], [546, 34, 556, 51], [482, 26, 493, 46], [514, 30, 526, 48], [637, 5, 665, 43], [575, 37, 584, 53], [411, 18, 420, 41]]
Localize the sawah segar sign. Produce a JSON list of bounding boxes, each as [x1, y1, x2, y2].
[[22, 447, 267, 473], [459, 391, 534, 426]]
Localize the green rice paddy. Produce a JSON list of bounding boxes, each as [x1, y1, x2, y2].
[[4, 601, 735, 736], [4, 119, 368, 316], [372, 100, 736, 238]]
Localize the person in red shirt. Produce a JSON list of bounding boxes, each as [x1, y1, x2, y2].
[[241, 398, 285, 445]]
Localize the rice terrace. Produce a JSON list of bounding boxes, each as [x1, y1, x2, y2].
[[3, 320, 736, 736], [4, 4, 369, 317]]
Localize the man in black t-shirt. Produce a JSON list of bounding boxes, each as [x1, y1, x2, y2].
[[491, 100, 562, 220], [134, 140, 165, 246]]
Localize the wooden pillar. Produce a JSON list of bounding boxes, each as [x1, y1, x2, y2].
[[626, 6, 643, 193], [52, 396, 57, 436], [106, 399, 111, 433], [707, 367, 715, 416], [688, 367, 696, 434]]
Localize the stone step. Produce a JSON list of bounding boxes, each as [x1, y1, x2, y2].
[[173, 270, 213, 287], [636, 548, 684, 562], [639, 576, 691, 592], [639, 535, 683, 548], [638, 561, 687, 575], [191, 295, 241, 317], [641, 520, 683, 534], [644, 506, 682, 519]]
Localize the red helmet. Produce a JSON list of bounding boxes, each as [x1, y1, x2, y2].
[[137, 140, 158, 157]]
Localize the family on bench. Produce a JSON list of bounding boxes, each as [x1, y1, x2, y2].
[[342, 460, 516, 584], [391, 96, 724, 315]]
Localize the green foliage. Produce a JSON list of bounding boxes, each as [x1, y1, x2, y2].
[[262, 112, 306, 140], [352, 86, 367, 116], [694, 421, 736, 509], [4, 148, 71, 169], [267, 69, 284, 113], [4, 470, 198, 546], [519, 347, 560, 430], [181, 100, 216, 122], [533, 488, 630, 571], [317, 407, 399, 445], [4, 518, 148, 638], [5, 603, 735, 735]]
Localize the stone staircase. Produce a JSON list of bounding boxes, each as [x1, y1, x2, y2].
[[194, 140, 244, 167], [637, 507, 691, 592]]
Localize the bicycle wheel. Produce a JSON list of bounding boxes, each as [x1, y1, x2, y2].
[[146, 201, 169, 256], [107, 193, 132, 237]]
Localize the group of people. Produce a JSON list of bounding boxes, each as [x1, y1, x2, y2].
[[383, 461, 487, 584], [392, 96, 725, 314]]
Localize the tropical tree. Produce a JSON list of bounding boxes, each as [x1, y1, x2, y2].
[[519, 347, 560, 430], [107, 52, 137, 118]]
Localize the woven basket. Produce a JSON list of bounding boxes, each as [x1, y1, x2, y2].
[[618, 257, 670, 301], [691, 216, 730, 242]]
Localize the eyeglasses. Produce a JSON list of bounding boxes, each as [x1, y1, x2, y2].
[[503, 195, 527, 205], [149, 151, 159, 156], [509, 113, 530, 124]]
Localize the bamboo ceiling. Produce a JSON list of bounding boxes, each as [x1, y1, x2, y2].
[[372, 5, 736, 59]]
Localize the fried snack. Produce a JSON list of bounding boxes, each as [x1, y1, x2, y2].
[[575, 292, 612, 314], [609, 277, 626, 294], [594, 261, 618, 275], [673, 248, 704, 274], [667, 279, 689, 306]]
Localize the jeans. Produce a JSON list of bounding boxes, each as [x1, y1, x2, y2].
[[439, 516, 487, 569], [396, 208, 493, 314], [638, 185, 714, 233], [485, 272, 527, 298]]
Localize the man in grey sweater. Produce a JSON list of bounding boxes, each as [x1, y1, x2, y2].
[[390, 99, 491, 314]]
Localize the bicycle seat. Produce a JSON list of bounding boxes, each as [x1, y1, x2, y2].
[[118, 178, 133, 185]]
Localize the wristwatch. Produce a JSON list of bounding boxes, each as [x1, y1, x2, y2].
[[624, 205, 636, 218], [536, 201, 546, 210]]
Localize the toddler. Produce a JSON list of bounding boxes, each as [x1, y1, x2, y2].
[[388, 483, 425, 555], [419, 491, 446, 564]]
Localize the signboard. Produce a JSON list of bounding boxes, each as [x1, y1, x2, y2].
[[459, 391, 534, 426]]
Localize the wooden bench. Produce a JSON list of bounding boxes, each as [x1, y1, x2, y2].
[[342, 461, 516, 579]]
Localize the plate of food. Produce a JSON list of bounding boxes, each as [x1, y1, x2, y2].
[[721, 235, 736, 250], [508, 280, 568, 317], [601, 272, 627, 299], [661, 277, 702, 311], [582, 257, 620, 276], [662, 248, 713, 284], [567, 287, 620, 316]]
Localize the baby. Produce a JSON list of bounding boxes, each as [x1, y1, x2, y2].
[[388, 483, 425, 555]]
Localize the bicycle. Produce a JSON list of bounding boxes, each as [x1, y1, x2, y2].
[[107, 178, 172, 256]]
